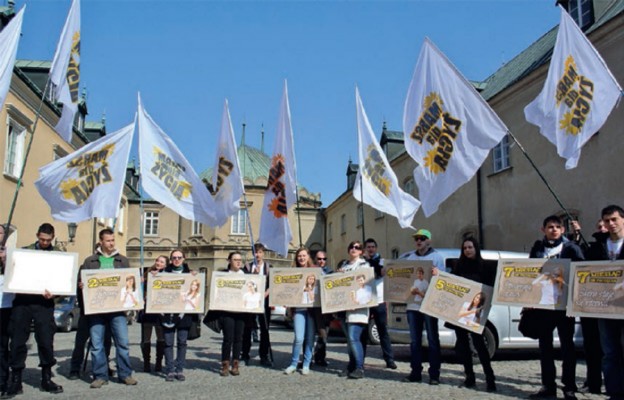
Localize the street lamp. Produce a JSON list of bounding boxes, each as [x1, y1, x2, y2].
[[68, 223, 77, 243]]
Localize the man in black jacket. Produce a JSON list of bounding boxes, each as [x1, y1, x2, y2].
[[528, 215, 582, 400], [587, 205, 624, 400]]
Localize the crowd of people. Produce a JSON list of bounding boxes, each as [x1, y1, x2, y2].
[[0, 203, 623, 400]]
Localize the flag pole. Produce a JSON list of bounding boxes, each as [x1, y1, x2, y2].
[[3, 77, 54, 247], [507, 130, 588, 247], [295, 186, 303, 249], [359, 174, 366, 243], [138, 161, 145, 269]]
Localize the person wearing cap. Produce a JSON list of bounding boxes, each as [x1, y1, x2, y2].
[[399, 228, 445, 385]]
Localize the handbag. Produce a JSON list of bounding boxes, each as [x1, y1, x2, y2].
[[188, 316, 201, 341], [518, 308, 542, 339], [202, 310, 223, 334]]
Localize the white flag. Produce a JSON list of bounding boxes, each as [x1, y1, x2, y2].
[[524, 6, 622, 169], [403, 38, 509, 217], [0, 7, 25, 110], [49, 0, 80, 143], [34, 121, 134, 223], [137, 95, 217, 226], [258, 82, 298, 257], [354, 88, 420, 229], [207, 100, 244, 227]]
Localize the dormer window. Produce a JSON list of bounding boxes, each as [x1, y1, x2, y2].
[[564, 0, 594, 30]]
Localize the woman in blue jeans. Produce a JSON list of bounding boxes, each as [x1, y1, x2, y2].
[[161, 249, 195, 382], [336, 241, 370, 380], [284, 247, 318, 375]]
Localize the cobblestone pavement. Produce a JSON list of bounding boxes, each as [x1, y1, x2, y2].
[[13, 323, 605, 400]]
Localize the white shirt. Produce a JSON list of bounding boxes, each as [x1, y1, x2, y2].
[[406, 278, 429, 311], [607, 238, 624, 260]]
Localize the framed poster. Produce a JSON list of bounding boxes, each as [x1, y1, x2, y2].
[[4, 248, 78, 296], [146, 272, 206, 314], [81, 268, 144, 315], [567, 260, 624, 319], [320, 268, 376, 314], [269, 267, 322, 308], [420, 272, 493, 334], [208, 272, 265, 313], [383, 260, 434, 304], [493, 258, 570, 310]]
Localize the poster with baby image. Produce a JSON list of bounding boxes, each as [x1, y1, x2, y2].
[[383, 260, 434, 304], [81, 268, 144, 315], [269, 267, 322, 308], [320, 268, 376, 314], [146, 272, 206, 314], [567, 261, 624, 319], [208, 272, 265, 313], [420, 272, 493, 334], [492, 258, 570, 310]]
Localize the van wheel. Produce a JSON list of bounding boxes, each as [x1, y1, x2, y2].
[[470, 324, 497, 362], [368, 321, 380, 345]]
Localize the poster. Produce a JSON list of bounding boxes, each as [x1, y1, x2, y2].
[[420, 272, 493, 334], [567, 261, 624, 319], [493, 258, 570, 310], [208, 272, 265, 313], [320, 268, 376, 314], [269, 267, 322, 308], [81, 268, 144, 315], [146, 272, 206, 314], [4, 248, 78, 295], [383, 260, 434, 304]]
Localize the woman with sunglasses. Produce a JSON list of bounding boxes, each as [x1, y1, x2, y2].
[[160, 249, 195, 382], [284, 247, 318, 376], [220, 251, 247, 377], [336, 241, 370, 379]]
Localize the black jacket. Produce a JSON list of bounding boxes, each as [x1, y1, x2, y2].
[[586, 232, 624, 261], [529, 237, 585, 261]]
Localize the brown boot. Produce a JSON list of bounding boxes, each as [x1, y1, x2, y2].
[[220, 361, 230, 377], [230, 360, 240, 376]]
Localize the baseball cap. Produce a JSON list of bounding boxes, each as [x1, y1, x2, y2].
[[412, 229, 431, 240]]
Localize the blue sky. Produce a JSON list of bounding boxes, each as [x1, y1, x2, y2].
[[13, 0, 560, 206]]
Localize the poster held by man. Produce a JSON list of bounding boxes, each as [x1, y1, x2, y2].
[[81, 268, 143, 315], [383, 260, 433, 303], [567, 260, 624, 319], [4, 248, 78, 296]]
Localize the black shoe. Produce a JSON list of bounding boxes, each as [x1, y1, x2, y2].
[[402, 374, 422, 383], [562, 390, 577, 400], [260, 358, 273, 367], [429, 378, 440, 386], [486, 380, 497, 392], [386, 360, 398, 370], [348, 369, 364, 379], [460, 375, 476, 388], [338, 369, 352, 378], [240, 357, 250, 366], [314, 359, 328, 367], [41, 367, 63, 394], [67, 371, 80, 381], [528, 387, 557, 399]]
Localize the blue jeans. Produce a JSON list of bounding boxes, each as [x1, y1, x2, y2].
[[164, 327, 189, 374], [407, 310, 441, 380], [346, 323, 366, 371], [89, 312, 133, 380], [369, 302, 394, 363], [598, 318, 624, 398], [289, 309, 316, 368]]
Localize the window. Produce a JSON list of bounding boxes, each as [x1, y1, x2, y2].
[[231, 209, 247, 235], [374, 209, 384, 219], [144, 211, 159, 236], [4, 119, 26, 178], [492, 135, 510, 172], [403, 177, 416, 196], [192, 220, 203, 236], [328, 222, 333, 241], [340, 214, 346, 235], [356, 204, 364, 227], [391, 248, 399, 259], [567, 0, 594, 30]]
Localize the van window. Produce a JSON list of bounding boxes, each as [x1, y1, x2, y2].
[[446, 258, 458, 273]]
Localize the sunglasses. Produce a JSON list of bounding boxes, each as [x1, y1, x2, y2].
[[171, 256, 183, 260], [414, 237, 428, 242], [317, 257, 327, 261], [349, 245, 362, 250]]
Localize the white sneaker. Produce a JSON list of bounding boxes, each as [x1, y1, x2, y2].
[[283, 366, 297, 375], [301, 367, 310, 375]]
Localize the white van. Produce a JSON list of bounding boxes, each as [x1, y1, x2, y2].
[[387, 248, 582, 358]]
